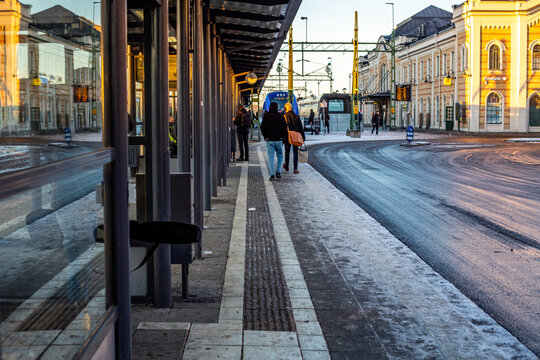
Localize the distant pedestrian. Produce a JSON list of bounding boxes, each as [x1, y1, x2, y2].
[[308, 109, 315, 135], [283, 102, 305, 174], [371, 111, 379, 135], [233, 104, 252, 161], [324, 108, 330, 134], [261, 102, 287, 181]]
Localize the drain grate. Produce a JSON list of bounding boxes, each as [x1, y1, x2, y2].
[[244, 160, 295, 331]]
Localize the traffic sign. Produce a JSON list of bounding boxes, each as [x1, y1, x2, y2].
[[406, 125, 414, 143], [65, 127, 72, 144]]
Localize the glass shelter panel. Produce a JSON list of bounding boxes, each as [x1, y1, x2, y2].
[[0, 1, 108, 359], [0, 169, 105, 359], [0, 0, 102, 147]]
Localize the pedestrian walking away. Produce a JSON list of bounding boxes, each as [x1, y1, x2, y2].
[[261, 102, 287, 181], [233, 104, 252, 161], [308, 109, 315, 135], [371, 111, 380, 135], [283, 102, 305, 174], [324, 108, 330, 134]]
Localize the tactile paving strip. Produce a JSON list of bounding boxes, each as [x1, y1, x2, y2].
[[244, 162, 295, 331]]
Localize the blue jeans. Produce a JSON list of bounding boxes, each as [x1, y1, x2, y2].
[[266, 141, 283, 176]]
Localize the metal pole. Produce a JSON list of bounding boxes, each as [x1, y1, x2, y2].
[[101, 0, 131, 357], [193, 0, 204, 256], [288, 26, 294, 104], [152, 0, 172, 308], [387, 2, 396, 129], [203, 5, 212, 211], [211, 23, 218, 195], [351, 11, 359, 131], [178, 0, 191, 173]]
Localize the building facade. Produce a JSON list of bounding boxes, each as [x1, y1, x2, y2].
[[360, 0, 540, 133]]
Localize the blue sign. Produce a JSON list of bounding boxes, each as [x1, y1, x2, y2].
[[406, 125, 414, 143], [64, 127, 72, 144]]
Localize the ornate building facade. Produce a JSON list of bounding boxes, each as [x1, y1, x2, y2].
[[360, 0, 540, 133]]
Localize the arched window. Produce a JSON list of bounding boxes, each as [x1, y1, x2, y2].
[[529, 93, 540, 126], [532, 44, 540, 70], [489, 44, 501, 70], [486, 92, 502, 124]]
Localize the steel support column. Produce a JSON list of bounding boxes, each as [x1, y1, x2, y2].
[[203, 5, 212, 211], [144, 2, 171, 308], [211, 24, 219, 194], [177, 0, 191, 173], [101, 0, 131, 357], [193, 0, 204, 255]]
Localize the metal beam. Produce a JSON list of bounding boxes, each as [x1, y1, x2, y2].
[[218, 23, 281, 34], [279, 41, 391, 53], [211, 9, 284, 22], [227, 37, 285, 53], [227, 0, 288, 5]]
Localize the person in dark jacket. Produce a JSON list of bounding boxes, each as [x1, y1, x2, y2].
[[324, 108, 330, 134], [233, 105, 250, 161], [371, 111, 380, 135], [282, 102, 305, 174], [308, 109, 315, 134], [261, 102, 287, 180]]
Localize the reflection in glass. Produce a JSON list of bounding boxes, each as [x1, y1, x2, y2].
[[0, 2, 107, 359], [0, 1, 102, 137], [0, 169, 104, 359]]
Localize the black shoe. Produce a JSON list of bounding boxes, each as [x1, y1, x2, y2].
[[283, 164, 289, 172], [245, 158, 249, 162], [276, 173, 281, 179], [269, 175, 275, 181], [236, 157, 243, 162]]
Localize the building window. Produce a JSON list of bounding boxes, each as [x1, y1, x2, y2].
[[420, 60, 424, 80], [428, 58, 432, 78], [443, 53, 447, 75], [436, 95, 440, 124], [451, 51, 455, 74], [486, 92, 502, 124], [530, 93, 540, 126], [408, 64, 412, 82], [532, 44, 540, 70], [489, 44, 501, 70], [461, 47, 467, 71], [380, 64, 387, 91], [436, 55, 440, 77]]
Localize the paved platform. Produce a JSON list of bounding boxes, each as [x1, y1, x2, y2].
[[131, 136, 537, 359]]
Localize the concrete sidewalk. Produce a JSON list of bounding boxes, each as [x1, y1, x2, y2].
[[130, 136, 536, 359]]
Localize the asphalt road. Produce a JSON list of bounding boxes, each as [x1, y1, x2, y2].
[[308, 136, 540, 356]]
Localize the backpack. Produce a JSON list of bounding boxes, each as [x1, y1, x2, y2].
[[242, 111, 252, 127]]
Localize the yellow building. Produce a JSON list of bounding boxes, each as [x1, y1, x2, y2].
[[360, 0, 540, 133]]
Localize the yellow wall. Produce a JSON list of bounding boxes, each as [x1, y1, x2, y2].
[[479, 26, 512, 129]]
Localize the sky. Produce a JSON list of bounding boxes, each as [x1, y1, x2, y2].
[[264, 0, 460, 99]]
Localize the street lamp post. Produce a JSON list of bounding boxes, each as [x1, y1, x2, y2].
[[327, 57, 333, 93], [386, 2, 396, 129], [300, 17, 307, 76]]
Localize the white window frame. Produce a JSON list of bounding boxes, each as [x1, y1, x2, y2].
[[443, 53, 447, 75], [485, 40, 506, 71], [486, 91, 503, 125]]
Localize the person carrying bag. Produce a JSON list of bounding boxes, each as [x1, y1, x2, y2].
[[282, 102, 305, 174]]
